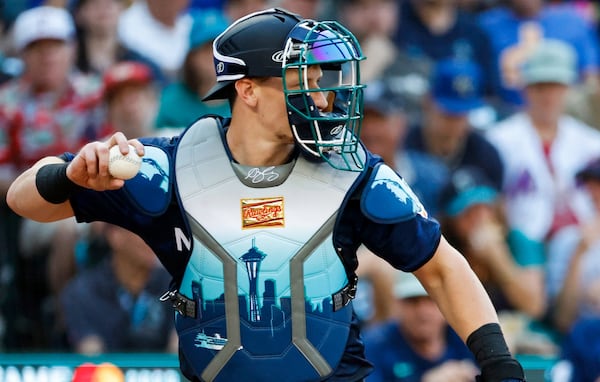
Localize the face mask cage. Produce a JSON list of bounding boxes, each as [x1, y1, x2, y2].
[[282, 20, 366, 171]]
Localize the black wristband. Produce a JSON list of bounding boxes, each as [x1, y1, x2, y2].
[[35, 162, 76, 204], [467, 323, 525, 382]]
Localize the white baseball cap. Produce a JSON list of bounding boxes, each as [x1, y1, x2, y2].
[[521, 39, 577, 86], [393, 271, 428, 299], [12, 6, 75, 52]]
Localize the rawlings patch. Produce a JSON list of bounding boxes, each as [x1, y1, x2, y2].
[[241, 197, 285, 229], [360, 164, 427, 223]]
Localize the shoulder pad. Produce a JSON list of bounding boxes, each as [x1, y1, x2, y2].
[[123, 145, 172, 216], [360, 163, 427, 223]]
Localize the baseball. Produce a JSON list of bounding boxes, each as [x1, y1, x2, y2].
[[108, 144, 142, 180]]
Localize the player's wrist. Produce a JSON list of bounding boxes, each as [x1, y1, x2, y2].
[[35, 161, 77, 204], [467, 323, 526, 382]]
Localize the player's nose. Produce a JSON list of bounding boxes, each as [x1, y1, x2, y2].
[[311, 90, 329, 111]]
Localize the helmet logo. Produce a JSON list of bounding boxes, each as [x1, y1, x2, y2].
[[216, 62, 225, 74], [271, 50, 285, 63], [329, 124, 344, 136]]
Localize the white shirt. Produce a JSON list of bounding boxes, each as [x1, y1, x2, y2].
[[486, 112, 600, 241], [118, 0, 192, 77]]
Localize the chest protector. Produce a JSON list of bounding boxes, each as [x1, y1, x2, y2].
[[174, 118, 364, 382]]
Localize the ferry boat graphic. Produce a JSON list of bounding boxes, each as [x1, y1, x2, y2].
[[194, 332, 228, 350]]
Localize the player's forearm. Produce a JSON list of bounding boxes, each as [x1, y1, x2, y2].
[[415, 237, 525, 381], [415, 237, 499, 342], [6, 156, 75, 222]]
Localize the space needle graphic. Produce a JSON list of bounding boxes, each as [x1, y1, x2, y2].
[[239, 238, 267, 322]]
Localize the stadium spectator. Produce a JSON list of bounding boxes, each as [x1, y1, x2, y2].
[[392, 0, 496, 96], [477, 0, 600, 115], [70, 0, 164, 83], [102, 61, 159, 138], [548, 317, 600, 382], [223, 0, 268, 21], [5, 8, 527, 381], [353, 246, 397, 329], [404, 59, 504, 191], [155, 9, 230, 130], [117, 0, 193, 81], [60, 223, 176, 354], [437, 166, 558, 355], [46, 61, 161, 333], [0, 5, 105, 350], [439, 166, 546, 319], [273, 0, 324, 20], [337, 0, 399, 83], [486, 39, 600, 245], [363, 271, 478, 382], [360, 78, 449, 217], [546, 157, 600, 333]]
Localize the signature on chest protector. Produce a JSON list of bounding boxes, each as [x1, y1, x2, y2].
[[246, 166, 280, 183]]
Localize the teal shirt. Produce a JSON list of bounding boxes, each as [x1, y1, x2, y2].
[[155, 82, 230, 129], [506, 229, 545, 267]]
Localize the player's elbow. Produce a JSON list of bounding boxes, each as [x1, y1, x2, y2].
[[6, 182, 22, 215]]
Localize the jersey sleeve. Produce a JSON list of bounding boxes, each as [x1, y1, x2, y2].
[[337, 162, 442, 272]]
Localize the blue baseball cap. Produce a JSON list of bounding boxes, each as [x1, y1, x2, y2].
[[441, 167, 498, 217], [430, 59, 484, 115], [363, 78, 404, 115], [576, 157, 600, 183], [189, 9, 230, 51]]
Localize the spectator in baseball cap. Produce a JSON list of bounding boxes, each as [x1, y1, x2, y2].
[[362, 271, 478, 381], [438, 166, 546, 320], [521, 38, 577, 87], [11, 6, 76, 52], [155, 9, 231, 129], [485, 38, 600, 245], [361, 78, 449, 217], [1, 5, 109, 350], [576, 157, 600, 185], [545, 156, 600, 334], [438, 166, 552, 352], [102, 61, 159, 139], [430, 59, 484, 116], [404, 59, 504, 193]]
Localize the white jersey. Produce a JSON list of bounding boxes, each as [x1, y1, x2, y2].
[[486, 112, 600, 242]]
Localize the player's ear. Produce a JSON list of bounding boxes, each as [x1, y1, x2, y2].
[[234, 79, 259, 107]]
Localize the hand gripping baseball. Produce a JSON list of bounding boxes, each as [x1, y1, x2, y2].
[[67, 132, 144, 191]]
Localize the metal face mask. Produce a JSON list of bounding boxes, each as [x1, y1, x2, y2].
[[283, 19, 365, 171]]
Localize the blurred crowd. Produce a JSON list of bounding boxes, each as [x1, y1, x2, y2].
[[1, 0, 600, 380]]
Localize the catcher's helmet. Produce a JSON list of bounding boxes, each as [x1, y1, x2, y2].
[[204, 8, 366, 171], [202, 8, 303, 101]]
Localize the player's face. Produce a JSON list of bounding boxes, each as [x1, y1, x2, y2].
[[284, 65, 328, 110], [253, 65, 328, 143]]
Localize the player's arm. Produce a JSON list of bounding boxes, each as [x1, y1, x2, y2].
[[6, 132, 143, 222], [413, 236, 525, 382]]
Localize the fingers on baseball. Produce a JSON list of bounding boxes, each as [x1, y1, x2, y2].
[[127, 139, 145, 157]]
